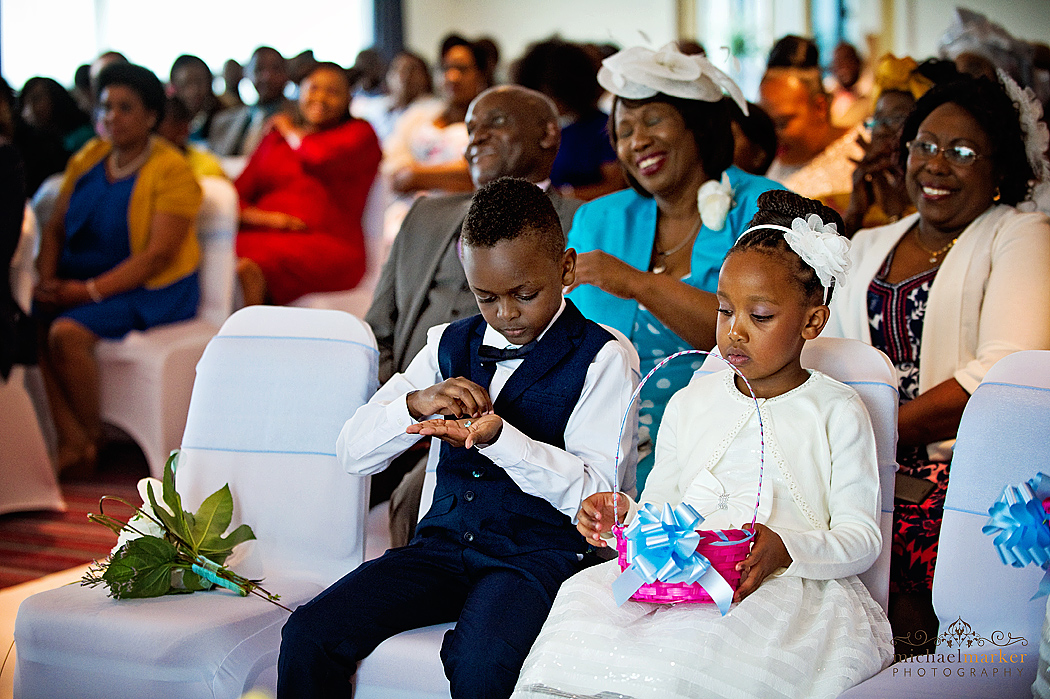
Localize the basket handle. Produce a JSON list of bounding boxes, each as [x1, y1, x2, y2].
[[612, 349, 766, 532]]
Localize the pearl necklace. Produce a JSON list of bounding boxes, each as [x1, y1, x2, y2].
[[913, 226, 959, 265], [651, 217, 701, 275], [108, 138, 152, 180]]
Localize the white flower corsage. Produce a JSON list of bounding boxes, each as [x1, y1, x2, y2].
[[110, 477, 169, 554], [697, 172, 735, 231], [598, 43, 749, 113], [783, 214, 851, 289]]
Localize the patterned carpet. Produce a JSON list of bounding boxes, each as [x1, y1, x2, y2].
[[0, 442, 145, 590]]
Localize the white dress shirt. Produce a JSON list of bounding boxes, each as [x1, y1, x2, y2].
[[337, 301, 639, 521]]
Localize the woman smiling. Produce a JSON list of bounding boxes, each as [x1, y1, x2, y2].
[[235, 62, 381, 305], [565, 43, 783, 489], [827, 74, 1050, 652]]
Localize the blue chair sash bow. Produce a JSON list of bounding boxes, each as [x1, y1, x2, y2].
[[611, 502, 749, 614], [983, 472, 1050, 599]]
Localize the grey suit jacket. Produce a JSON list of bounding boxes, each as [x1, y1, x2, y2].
[[366, 189, 582, 382]]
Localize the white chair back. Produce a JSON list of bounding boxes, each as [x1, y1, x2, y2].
[[194, 176, 238, 327], [176, 306, 379, 586], [696, 337, 898, 612], [932, 350, 1050, 651]]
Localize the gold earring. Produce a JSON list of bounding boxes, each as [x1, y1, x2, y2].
[[993, 187, 1002, 202]]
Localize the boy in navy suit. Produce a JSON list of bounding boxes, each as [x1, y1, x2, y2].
[[277, 177, 638, 699]]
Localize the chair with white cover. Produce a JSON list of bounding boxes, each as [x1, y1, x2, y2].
[[354, 325, 642, 699], [0, 204, 63, 515], [841, 350, 1050, 698], [13, 306, 378, 699], [95, 175, 239, 478]]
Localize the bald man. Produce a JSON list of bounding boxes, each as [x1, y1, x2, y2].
[[366, 85, 582, 540]]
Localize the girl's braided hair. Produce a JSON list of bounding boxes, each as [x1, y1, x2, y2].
[[730, 190, 846, 304]]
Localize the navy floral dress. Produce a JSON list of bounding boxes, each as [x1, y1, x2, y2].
[[867, 249, 950, 594]]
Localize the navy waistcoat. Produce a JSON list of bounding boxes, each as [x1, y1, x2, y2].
[[415, 300, 614, 557]]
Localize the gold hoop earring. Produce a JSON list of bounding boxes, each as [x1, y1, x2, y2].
[[993, 187, 1002, 202]]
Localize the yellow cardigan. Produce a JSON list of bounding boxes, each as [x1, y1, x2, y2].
[[60, 137, 202, 289]]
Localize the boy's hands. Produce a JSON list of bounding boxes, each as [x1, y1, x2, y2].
[[406, 378, 493, 420], [733, 523, 792, 602], [576, 492, 627, 546], [407, 414, 503, 448]]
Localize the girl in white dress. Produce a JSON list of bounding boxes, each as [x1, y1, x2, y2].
[[512, 191, 893, 699]]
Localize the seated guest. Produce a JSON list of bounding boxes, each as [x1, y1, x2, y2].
[[15, 77, 93, 195], [766, 34, 819, 69], [566, 43, 783, 490], [1, 77, 28, 380], [843, 56, 960, 236], [512, 37, 623, 200], [33, 63, 202, 476], [169, 55, 222, 145], [826, 75, 1050, 654], [826, 41, 872, 129], [157, 96, 225, 180], [218, 59, 244, 109], [210, 47, 291, 157], [367, 84, 583, 545], [353, 51, 434, 144], [728, 100, 777, 175], [760, 65, 862, 213], [235, 62, 381, 306], [383, 34, 490, 197], [276, 177, 638, 698]]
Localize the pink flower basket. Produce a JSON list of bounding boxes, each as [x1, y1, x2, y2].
[[610, 349, 764, 607], [614, 527, 752, 604]]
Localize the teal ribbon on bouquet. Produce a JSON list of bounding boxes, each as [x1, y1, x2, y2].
[[982, 472, 1050, 600], [611, 502, 745, 615]]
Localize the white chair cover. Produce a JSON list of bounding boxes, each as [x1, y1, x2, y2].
[[14, 306, 378, 699], [843, 350, 1050, 697]]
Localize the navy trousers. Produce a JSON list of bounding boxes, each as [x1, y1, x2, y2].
[[276, 534, 583, 699]]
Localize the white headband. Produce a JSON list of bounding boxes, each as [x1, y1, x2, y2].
[[740, 215, 851, 302], [598, 43, 749, 115]]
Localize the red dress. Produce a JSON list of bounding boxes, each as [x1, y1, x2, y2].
[[235, 119, 381, 304]]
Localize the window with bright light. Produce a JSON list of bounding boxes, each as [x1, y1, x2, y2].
[[2, 0, 371, 92]]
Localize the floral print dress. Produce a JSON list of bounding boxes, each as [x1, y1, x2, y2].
[[865, 247, 949, 591], [867, 248, 949, 594]]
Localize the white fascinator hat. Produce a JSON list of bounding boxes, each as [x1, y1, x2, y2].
[[598, 43, 749, 115]]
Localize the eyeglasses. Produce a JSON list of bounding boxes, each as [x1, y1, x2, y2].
[[864, 114, 908, 132], [905, 139, 983, 167]]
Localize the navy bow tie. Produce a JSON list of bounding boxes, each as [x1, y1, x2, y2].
[[478, 340, 537, 363]]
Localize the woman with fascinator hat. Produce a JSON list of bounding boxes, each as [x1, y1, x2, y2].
[[827, 73, 1050, 655], [564, 43, 783, 491]]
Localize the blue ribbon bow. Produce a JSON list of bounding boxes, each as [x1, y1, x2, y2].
[[983, 472, 1050, 599], [611, 502, 744, 615]]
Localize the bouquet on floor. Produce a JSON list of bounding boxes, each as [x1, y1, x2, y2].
[[81, 452, 287, 609], [983, 471, 1050, 599]]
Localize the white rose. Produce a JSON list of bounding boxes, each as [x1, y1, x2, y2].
[[697, 173, 735, 231]]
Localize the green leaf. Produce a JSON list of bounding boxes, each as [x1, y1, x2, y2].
[[200, 523, 256, 559], [147, 483, 190, 545], [188, 484, 233, 551], [161, 452, 188, 536], [178, 568, 212, 592], [103, 536, 178, 599]]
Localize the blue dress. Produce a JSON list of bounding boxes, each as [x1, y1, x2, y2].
[[49, 160, 199, 339], [567, 166, 783, 489]]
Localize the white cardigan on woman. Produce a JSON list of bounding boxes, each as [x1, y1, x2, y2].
[[826, 205, 1050, 458]]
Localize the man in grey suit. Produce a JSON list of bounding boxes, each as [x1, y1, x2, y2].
[[208, 46, 290, 157], [366, 85, 585, 544]]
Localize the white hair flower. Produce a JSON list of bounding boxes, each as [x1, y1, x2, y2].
[[783, 215, 851, 289], [598, 43, 748, 114], [998, 69, 1050, 205], [697, 172, 735, 231]]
